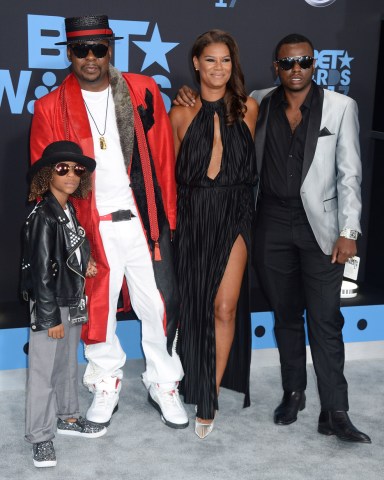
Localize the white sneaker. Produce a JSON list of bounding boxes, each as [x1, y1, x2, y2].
[[86, 377, 121, 425], [145, 381, 189, 429]]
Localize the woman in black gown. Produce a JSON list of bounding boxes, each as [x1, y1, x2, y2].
[[169, 30, 258, 438]]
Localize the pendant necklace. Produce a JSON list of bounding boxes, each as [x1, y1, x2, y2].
[[84, 86, 110, 150]]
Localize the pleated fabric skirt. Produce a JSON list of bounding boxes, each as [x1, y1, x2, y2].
[[175, 182, 253, 420]]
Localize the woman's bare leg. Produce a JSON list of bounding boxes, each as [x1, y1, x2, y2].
[[197, 235, 247, 423]]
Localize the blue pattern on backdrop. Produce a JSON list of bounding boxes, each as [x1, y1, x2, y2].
[[1, 306, 383, 370]]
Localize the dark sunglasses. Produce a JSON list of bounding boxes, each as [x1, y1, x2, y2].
[[275, 56, 314, 71], [69, 43, 109, 59], [53, 163, 87, 177]]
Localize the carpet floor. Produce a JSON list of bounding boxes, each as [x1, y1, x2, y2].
[[0, 354, 383, 480]]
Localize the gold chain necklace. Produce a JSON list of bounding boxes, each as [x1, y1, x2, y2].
[[83, 86, 110, 150]]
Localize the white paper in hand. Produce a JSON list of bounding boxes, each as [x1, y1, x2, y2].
[[343, 256, 360, 281]]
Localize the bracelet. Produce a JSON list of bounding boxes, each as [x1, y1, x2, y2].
[[340, 228, 359, 240]]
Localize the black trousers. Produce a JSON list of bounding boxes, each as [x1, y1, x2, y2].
[[254, 198, 348, 411]]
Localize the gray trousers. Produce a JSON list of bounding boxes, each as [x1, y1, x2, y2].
[[25, 307, 81, 444]]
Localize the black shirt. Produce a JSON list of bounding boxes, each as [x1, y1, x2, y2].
[[261, 83, 314, 200]]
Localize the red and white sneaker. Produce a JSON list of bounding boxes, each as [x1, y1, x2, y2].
[[86, 377, 121, 426], [144, 379, 189, 429]]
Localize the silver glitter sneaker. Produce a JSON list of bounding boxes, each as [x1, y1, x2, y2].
[[32, 440, 57, 468], [57, 417, 107, 438]]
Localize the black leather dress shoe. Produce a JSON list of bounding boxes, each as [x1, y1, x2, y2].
[[318, 411, 371, 443], [274, 391, 306, 425]]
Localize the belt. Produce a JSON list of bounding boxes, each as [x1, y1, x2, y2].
[[99, 210, 136, 222]]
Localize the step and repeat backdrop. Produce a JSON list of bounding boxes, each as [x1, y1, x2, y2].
[[0, 0, 383, 331]]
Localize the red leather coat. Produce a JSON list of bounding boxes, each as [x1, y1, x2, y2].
[[30, 70, 177, 344]]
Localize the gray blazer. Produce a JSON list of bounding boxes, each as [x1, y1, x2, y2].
[[251, 84, 362, 255]]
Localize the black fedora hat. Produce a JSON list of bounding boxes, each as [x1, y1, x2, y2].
[[29, 141, 96, 179], [55, 14, 123, 45]]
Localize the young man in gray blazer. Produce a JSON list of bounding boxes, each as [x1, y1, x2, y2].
[[253, 33, 370, 443]]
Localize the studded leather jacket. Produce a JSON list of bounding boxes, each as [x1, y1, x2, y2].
[[21, 191, 90, 331]]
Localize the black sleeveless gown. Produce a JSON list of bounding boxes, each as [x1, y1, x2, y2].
[[174, 97, 257, 420]]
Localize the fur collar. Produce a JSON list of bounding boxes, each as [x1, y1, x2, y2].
[[109, 65, 134, 169]]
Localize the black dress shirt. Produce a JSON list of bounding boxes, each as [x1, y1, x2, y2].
[[261, 84, 314, 200]]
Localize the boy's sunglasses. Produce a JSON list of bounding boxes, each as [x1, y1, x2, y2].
[[275, 56, 314, 71], [69, 43, 109, 59], [53, 163, 86, 177]]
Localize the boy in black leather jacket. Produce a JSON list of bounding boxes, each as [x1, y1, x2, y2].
[[21, 141, 106, 468]]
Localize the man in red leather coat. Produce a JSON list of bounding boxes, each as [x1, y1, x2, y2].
[[30, 15, 188, 430]]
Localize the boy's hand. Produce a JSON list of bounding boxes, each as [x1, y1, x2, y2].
[[48, 324, 64, 339], [86, 256, 98, 277]]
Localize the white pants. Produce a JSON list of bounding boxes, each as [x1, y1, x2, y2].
[[84, 218, 183, 389]]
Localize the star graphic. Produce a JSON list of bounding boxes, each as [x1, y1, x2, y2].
[[339, 51, 354, 69], [133, 24, 179, 72]]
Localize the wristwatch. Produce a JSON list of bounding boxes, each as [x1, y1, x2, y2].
[[340, 228, 360, 240]]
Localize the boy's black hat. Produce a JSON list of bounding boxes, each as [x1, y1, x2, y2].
[[55, 15, 123, 45], [29, 141, 96, 179]]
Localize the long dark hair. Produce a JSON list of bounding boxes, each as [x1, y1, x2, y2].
[[191, 29, 247, 124]]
